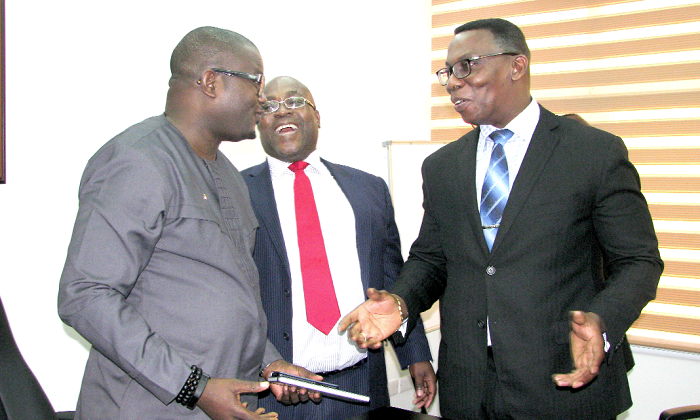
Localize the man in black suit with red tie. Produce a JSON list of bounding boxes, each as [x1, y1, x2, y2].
[[341, 18, 663, 419], [242, 76, 435, 420]]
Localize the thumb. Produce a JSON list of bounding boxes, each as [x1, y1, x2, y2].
[[569, 310, 586, 326], [245, 380, 270, 393], [365, 288, 383, 301]]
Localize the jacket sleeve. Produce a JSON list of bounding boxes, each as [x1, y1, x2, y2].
[[57, 147, 191, 404], [585, 135, 663, 353], [392, 161, 449, 337]]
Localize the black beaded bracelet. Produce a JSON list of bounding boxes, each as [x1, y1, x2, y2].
[[176, 365, 208, 410], [187, 371, 209, 410]]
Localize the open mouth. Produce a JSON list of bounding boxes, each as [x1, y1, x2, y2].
[[275, 123, 298, 134], [453, 99, 469, 112]]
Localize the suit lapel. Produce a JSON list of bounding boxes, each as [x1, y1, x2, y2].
[[454, 130, 491, 255], [322, 159, 371, 291], [492, 107, 561, 252], [247, 162, 291, 272]]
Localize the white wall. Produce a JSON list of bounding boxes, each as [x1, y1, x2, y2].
[[1, 1, 697, 417]]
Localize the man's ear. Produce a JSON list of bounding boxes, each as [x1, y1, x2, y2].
[[315, 109, 321, 129], [511, 55, 528, 81], [198, 70, 218, 97]]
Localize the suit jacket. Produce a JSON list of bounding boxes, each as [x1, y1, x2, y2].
[[242, 159, 432, 411], [393, 107, 663, 420]]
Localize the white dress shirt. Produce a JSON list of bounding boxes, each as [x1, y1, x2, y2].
[[477, 98, 541, 345], [267, 151, 367, 373]]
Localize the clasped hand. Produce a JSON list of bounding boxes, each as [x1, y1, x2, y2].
[[262, 359, 323, 405]]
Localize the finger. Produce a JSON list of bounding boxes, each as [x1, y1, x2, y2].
[[288, 390, 300, 405], [273, 384, 291, 405], [308, 391, 322, 403], [412, 386, 427, 407], [338, 311, 358, 333], [297, 392, 309, 403], [552, 372, 573, 387], [366, 335, 383, 349], [552, 367, 594, 388], [424, 390, 435, 408], [348, 325, 370, 348], [420, 379, 436, 408], [283, 384, 294, 404]]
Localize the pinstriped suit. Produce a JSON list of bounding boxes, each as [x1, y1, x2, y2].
[[242, 159, 432, 419], [393, 107, 663, 419]]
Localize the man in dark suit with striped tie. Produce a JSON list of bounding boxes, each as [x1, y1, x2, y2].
[[242, 76, 436, 420], [341, 18, 663, 419]]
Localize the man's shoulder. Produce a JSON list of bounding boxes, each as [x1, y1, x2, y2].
[[240, 161, 268, 178], [321, 159, 382, 183], [540, 106, 618, 141], [424, 129, 477, 163], [545, 113, 623, 154], [86, 115, 182, 170], [110, 115, 171, 146]]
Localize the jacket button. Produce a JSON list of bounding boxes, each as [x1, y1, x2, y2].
[[283, 333, 290, 341], [284, 289, 291, 297], [477, 319, 487, 329], [486, 266, 496, 275]]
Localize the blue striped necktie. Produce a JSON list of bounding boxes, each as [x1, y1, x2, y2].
[[480, 129, 514, 251]]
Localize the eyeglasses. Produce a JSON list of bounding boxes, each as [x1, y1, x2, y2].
[[436, 52, 518, 86], [211, 68, 265, 96], [261, 96, 316, 114]]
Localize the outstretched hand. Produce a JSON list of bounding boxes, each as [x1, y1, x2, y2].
[[338, 288, 403, 350], [261, 359, 323, 405], [552, 311, 607, 389], [196, 378, 278, 419]]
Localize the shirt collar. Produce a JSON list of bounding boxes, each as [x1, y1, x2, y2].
[[479, 97, 540, 144], [267, 150, 326, 178]]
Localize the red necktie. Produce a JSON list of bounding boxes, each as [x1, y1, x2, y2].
[[288, 161, 341, 335]]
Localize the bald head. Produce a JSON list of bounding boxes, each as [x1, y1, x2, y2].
[[169, 26, 258, 84], [263, 76, 314, 103]]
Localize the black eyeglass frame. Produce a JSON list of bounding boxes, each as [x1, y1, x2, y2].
[[262, 96, 316, 114], [211, 68, 265, 95], [436, 52, 519, 86]]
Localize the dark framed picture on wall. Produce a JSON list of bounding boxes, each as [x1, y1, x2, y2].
[[0, 0, 5, 184]]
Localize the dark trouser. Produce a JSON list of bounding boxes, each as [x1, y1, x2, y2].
[[480, 348, 617, 420], [481, 347, 514, 420]]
